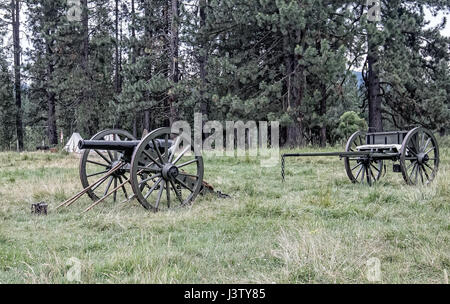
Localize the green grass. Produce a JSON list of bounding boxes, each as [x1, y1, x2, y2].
[[0, 143, 448, 284]]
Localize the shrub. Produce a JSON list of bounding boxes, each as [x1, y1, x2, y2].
[[335, 111, 367, 140]]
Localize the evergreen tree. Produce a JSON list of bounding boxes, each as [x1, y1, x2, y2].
[[355, 0, 450, 132], [0, 0, 448, 150], [0, 49, 15, 150], [0, 0, 24, 150]]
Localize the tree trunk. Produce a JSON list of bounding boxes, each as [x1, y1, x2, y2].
[[119, 11, 123, 91], [143, 1, 152, 131], [114, 0, 121, 94], [130, 0, 136, 64], [367, 39, 383, 132], [163, 1, 170, 126], [286, 72, 304, 147], [12, 0, 23, 151], [319, 91, 327, 148], [144, 111, 151, 132], [46, 32, 57, 145], [81, 0, 89, 71], [285, 33, 304, 147], [133, 113, 138, 138], [199, 0, 208, 118], [81, 0, 91, 133], [168, 0, 179, 126], [130, 0, 138, 134], [47, 91, 58, 145]]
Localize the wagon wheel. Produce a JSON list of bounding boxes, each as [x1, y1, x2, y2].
[[130, 127, 204, 212], [344, 131, 383, 186], [80, 129, 136, 202], [400, 127, 439, 185]]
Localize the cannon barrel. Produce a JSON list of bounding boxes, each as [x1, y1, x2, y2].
[[78, 139, 175, 151], [78, 140, 141, 151]]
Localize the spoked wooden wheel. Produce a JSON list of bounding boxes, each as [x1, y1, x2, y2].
[[80, 129, 135, 202], [400, 127, 439, 185], [130, 128, 204, 212], [344, 131, 383, 186]]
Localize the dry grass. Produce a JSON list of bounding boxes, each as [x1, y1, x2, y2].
[[0, 140, 449, 283]]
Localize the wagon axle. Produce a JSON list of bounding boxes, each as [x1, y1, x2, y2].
[[162, 164, 180, 179], [417, 153, 429, 164], [110, 161, 128, 176]]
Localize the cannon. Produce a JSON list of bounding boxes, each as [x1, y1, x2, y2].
[[57, 128, 204, 212], [282, 127, 440, 185]]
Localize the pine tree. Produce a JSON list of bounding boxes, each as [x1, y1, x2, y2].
[[118, 0, 174, 135], [26, 0, 67, 145], [190, 0, 361, 146], [0, 0, 448, 150], [355, 0, 450, 132], [0, 49, 15, 150]]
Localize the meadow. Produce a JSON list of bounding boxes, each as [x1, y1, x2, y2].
[[0, 140, 448, 283]]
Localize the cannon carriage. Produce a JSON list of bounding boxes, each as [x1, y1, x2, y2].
[[58, 127, 204, 212], [282, 127, 440, 185]]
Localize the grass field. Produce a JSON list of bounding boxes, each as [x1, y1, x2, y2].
[[0, 140, 449, 284]]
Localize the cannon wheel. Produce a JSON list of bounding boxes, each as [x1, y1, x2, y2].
[[130, 127, 204, 212], [80, 129, 136, 202], [400, 127, 439, 185], [344, 131, 383, 186]]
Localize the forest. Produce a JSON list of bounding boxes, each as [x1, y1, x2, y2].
[[0, 0, 449, 151]]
